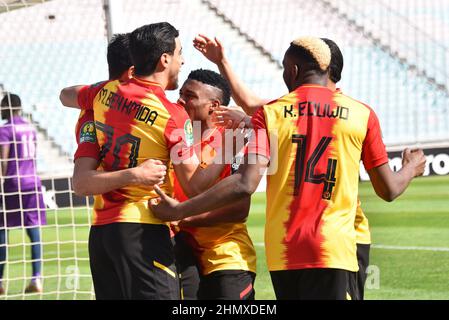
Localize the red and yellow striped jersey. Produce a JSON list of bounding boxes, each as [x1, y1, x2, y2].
[[249, 84, 387, 272], [74, 109, 100, 161], [77, 77, 193, 226], [173, 137, 256, 276], [336, 90, 371, 245], [355, 199, 371, 244], [252, 92, 372, 245]]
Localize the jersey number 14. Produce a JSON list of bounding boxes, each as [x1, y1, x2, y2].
[[292, 134, 337, 200]]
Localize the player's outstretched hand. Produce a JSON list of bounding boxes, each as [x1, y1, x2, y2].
[[193, 34, 225, 64], [212, 105, 248, 129], [402, 148, 426, 177], [133, 159, 166, 186], [150, 185, 183, 221]]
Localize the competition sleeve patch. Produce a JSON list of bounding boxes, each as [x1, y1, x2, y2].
[[79, 121, 97, 144]]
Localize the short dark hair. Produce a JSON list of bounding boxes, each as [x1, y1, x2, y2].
[[1, 92, 21, 109], [129, 22, 179, 76], [321, 38, 344, 83], [107, 33, 132, 80], [187, 69, 231, 106]]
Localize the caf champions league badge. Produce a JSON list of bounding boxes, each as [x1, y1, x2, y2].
[[79, 121, 97, 144]]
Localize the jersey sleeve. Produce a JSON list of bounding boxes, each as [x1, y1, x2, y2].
[[165, 106, 195, 162], [77, 81, 108, 110], [361, 109, 389, 170], [73, 110, 100, 161], [246, 106, 270, 159]]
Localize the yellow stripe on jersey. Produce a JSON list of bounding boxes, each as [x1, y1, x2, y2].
[[355, 199, 371, 244], [317, 95, 372, 271]]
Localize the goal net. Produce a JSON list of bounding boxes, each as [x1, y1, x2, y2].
[[0, 0, 103, 300]]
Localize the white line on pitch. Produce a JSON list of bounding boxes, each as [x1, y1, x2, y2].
[[254, 242, 449, 252], [371, 244, 449, 252]]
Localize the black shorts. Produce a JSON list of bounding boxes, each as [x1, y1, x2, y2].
[[173, 231, 200, 300], [89, 222, 180, 300], [198, 270, 256, 300], [356, 243, 370, 300], [270, 268, 359, 300]]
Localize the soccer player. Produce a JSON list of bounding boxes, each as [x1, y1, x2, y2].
[[0, 93, 46, 295], [321, 38, 372, 299], [72, 69, 257, 300], [195, 34, 373, 298], [68, 33, 168, 300], [67, 33, 230, 299], [59, 22, 226, 299], [150, 37, 426, 300], [72, 33, 166, 197], [174, 69, 256, 300], [68, 34, 250, 299]]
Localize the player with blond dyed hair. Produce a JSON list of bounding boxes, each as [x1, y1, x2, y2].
[[151, 37, 426, 300], [193, 34, 374, 299]]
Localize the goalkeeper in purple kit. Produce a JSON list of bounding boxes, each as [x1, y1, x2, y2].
[[0, 93, 46, 295]]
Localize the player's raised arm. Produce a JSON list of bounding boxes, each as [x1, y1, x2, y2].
[[60, 81, 108, 110], [59, 85, 85, 109], [193, 35, 267, 115], [368, 148, 426, 202]]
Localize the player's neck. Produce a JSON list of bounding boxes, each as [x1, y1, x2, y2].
[[136, 72, 168, 90], [293, 74, 328, 89], [192, 120, 215, 145], [327, 81, 337, 91], [201, 119, 214, 135], [6, 113, 20, 120]]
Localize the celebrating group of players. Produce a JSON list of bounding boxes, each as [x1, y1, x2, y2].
[[59, 22, 426, 300]]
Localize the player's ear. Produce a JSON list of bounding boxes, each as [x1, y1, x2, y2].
[[160, 53, 171, 68], [208, 100, 220, 115], [293, 64, 300, 81], [128, 66, 135, 79]]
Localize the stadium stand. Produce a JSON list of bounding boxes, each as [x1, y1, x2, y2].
[[0, 0, 108, 175], [206, 0, 449, 146]]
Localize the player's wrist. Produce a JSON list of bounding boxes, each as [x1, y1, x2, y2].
[[217, 57, 229, 69], [399, 162, 415, 180], [176, 201, 191, 220], [178, 216, 193, 227], [128, 167, 141, 185], [243, 115, 252, 128]]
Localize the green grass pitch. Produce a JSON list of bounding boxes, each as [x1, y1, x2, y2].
[[250, 175, 449, 300], [1, 175, 448, 299]]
